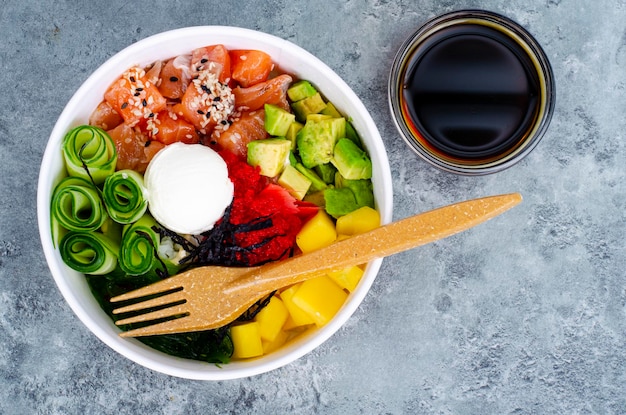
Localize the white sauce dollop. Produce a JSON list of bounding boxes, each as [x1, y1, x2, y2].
[[144, 143, 233, 234]]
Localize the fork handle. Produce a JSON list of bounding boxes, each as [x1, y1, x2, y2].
[[226, 193, 522, 295]]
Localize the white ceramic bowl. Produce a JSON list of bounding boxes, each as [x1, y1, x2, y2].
[[37, 26, 393, 380]]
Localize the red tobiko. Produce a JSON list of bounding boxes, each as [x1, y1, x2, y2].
[[218, 150, 319, 265]]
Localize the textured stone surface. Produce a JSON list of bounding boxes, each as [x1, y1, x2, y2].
[[2, 0, 626, 413]]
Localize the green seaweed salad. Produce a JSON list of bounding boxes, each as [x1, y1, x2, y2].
[[52, 125, 282, 364], [87, 271, 234, 364]]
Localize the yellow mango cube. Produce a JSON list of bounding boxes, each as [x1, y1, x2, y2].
[[230, 322, 263, 359], [279, 284, 315, 328], [254, 296, 289, 342], [296, 210, 337, 253], [262, 329, 289, 354], [335, 206, 380, 236], [327, 265, 364, 292], [291, 275, 348, 327]]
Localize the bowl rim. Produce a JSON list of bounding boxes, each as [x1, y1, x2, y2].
[[37, 25, 393, 380]]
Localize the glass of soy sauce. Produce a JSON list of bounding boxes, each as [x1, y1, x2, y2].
[[388, 10, 555, 175]]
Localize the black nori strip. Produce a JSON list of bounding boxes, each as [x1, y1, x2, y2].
[[236, 291, 277, 322]]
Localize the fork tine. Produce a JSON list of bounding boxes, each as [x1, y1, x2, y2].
[[118, 316, 194, 337], [112, 289, 187, 315], [114, 302, 189, 326], [110, 274, 187, 302]]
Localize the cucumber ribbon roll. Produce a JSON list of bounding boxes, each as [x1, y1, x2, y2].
[[119, 214, 184, 277], [118, 214, 161, 276], [62, 125, 117, 185], [51, 176, 108, 234], [59, 231, 119, 275], [103, 169, 148, 224]]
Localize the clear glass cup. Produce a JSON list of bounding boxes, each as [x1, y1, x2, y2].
[[388, 10, 555, 175]]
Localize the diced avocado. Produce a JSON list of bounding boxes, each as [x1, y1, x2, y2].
[[289, 151, 299, 166], [264, 104, 296, 137], [287, 80, 318, 102], [285, 121, 303, 150], [331, 138, 372, 180], [247, 138, 292, 177], [320, 102, 343, 118], [303, 190, 326, 207], [335, 173, 375, 209], [295, 163, 328, 193], [291, 93, 326, 122], [306, 114, 333, 122], [296, 117, 346, 168], [314, 163, 337, 184], [278, 164, 312, 200], [340, 178, 375, 209], [323, 187, 359, 218], [345, 121, 361, 145]]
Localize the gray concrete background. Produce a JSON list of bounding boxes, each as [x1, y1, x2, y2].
[[2, 0, 626, 414]]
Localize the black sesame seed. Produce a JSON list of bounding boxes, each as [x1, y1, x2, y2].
[[130, 76, 136, 82], [142, 99, 147, 107], [197, 110, 205, 115], [134, 92, 141, 97], [148, 113, 154, 118], [213, 96, 221, 102], [220, 120, 228, 125], [145, 140, 151, 147], [169, 76, 179, 82], [121, 102, 128, 109], [200, 58, 208, 63], [201, 85, 210, 92], [136, 87, 143, 92], [210, 140, 217, 145], [196, 66, 202, 71]]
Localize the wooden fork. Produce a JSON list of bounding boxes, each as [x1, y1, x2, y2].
[[111, 193, 522, 337]]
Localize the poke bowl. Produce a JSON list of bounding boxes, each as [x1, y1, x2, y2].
[[37, 26, 393, 380]]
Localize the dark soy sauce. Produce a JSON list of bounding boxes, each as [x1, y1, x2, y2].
[[402, 24, 541, 160]]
